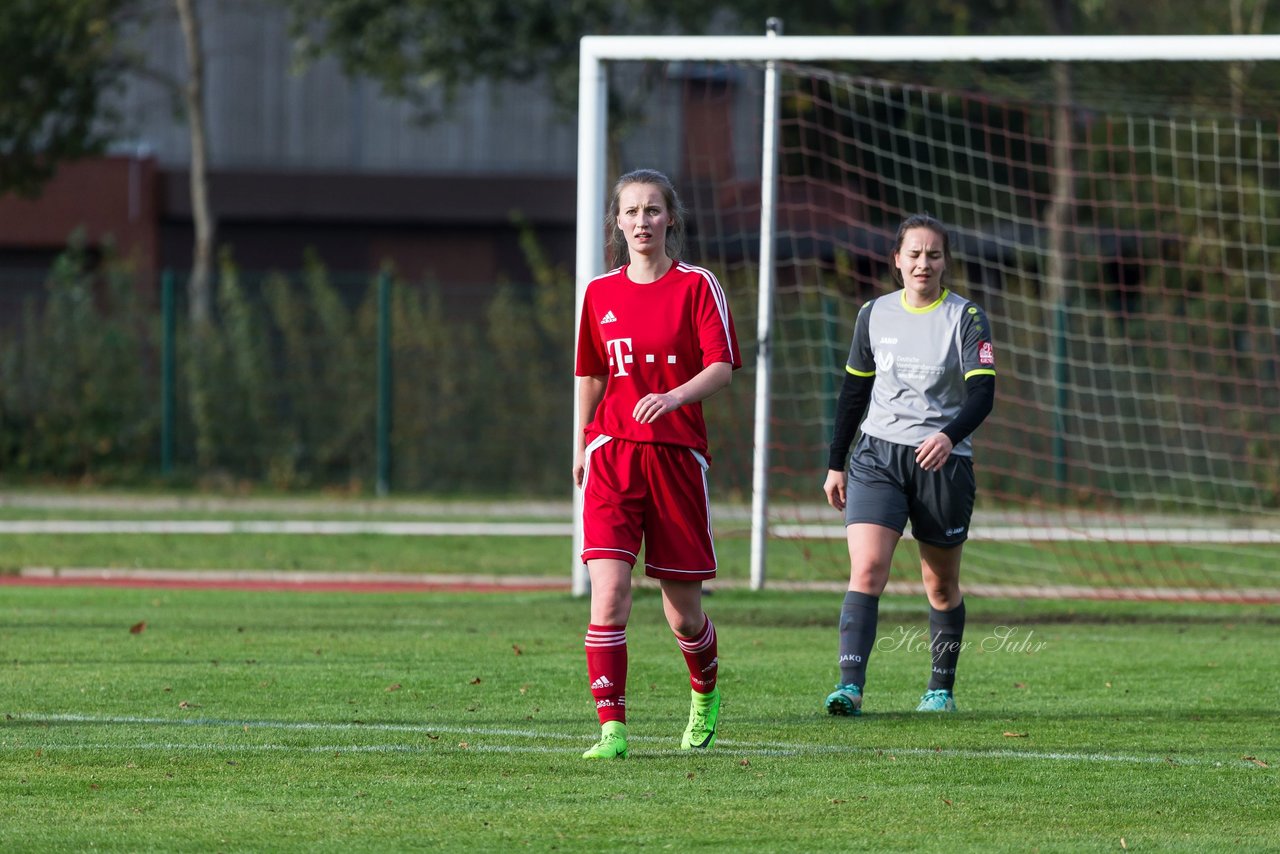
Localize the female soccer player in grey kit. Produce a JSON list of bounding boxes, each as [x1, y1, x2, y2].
[[822, 214, 996, 715]]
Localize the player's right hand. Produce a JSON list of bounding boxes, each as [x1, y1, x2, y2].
[[823, 469, 846, 511]]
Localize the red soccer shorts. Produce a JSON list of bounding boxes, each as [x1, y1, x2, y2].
[[580, 435, 718, 581]]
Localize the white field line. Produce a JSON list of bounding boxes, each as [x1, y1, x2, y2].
[[15, 566, 570, 589], [4, 713, 1264, 768], [2, 518, 1277, 544], [0, 742, 1248, 762], [772, 525, 1280, 544], [0, 493, 573, 518], [13, 568, 1280, 602], [0, 492, 1270, 528], [0, 520, 571, 536]]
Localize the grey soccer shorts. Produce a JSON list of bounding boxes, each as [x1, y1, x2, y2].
[[844, 434, 975, 547]]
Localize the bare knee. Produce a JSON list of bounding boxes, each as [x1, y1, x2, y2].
[[845, 524, 898, 596], [848, 561, 891, 596], [591, 594, 631, 626], [660, 581, 705, 637], [919, 544, 963, 610], [923, 582, 961, 611], [665, 614, 702, 638], [588, 563, 633, 625]]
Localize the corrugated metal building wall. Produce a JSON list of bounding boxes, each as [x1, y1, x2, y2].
[[113, 1, 581, 176], [2, 1, 762, 290]]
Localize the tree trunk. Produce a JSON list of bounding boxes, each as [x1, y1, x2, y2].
[[1228, 0, 1267, 116], [175, 0, 213, 325], [174, 0, 217, 470]]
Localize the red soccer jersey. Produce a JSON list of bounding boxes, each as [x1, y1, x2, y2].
[[575, 261, 741, 455]]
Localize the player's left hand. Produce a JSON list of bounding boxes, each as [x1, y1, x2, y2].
[[633, 392, 681, 424], [915, 433, 953, 472]]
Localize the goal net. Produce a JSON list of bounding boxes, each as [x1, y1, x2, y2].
[[574, 36, 1280, 601]]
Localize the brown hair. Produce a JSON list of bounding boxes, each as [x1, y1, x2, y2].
[[605, 168, 687, 267], [891, 213, 952, 285]]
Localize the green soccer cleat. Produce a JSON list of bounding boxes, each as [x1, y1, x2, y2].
[[680, 686, 720, 750], [582, 720, 629, 759], [916, 689, 958, 712], [825, 683, 863, 716]]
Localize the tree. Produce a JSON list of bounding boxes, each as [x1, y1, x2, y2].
[[174, 0, 214, 326], [281, 0, 716, 114], [0, 0, 129, 198], [278, 1, 1279, 130], [280, 1, 1048, 116], [0, 0, 216, 322]]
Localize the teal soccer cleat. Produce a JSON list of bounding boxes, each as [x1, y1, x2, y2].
[[916, 689, 958, 712], [824, 683, 863, 716]]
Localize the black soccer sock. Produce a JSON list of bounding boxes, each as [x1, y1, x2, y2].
[[837, 591, 880, 688], [927, 600, 966, 692]]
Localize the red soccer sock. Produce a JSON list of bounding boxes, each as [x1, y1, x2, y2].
[[585, 624, 627, 724], [676, 615, 718, 694]]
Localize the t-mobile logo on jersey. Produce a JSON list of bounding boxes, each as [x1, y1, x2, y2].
[[606, 337, 634, 377]]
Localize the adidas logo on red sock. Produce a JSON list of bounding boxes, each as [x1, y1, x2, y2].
[[590, 675, 614, 690]]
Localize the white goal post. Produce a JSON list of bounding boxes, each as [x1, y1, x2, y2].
[[571, 34, 1280, 597]]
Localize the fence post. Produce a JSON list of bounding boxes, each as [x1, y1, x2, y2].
[[376, 269, 393, 496], [161, 269, 176, 476]]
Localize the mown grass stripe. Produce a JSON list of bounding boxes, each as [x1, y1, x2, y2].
[[11, 714, 1261, 768]]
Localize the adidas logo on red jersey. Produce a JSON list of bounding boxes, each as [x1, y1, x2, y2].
[[600, 310, 618, 324]]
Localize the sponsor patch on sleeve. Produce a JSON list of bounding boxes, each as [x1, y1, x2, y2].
[[979, 341, 995, 366]]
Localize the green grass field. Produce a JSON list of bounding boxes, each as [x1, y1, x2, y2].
[[2, 489, 1275, 593], [1, 492, 1276, 850], [2, 584, 1276, 852], [2, 532, 1277, 596]]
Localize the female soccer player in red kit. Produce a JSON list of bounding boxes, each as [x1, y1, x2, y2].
[[574, 169, 741, 759]]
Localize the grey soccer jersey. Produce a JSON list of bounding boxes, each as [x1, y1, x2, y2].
[[846, 289, 996, 456]]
